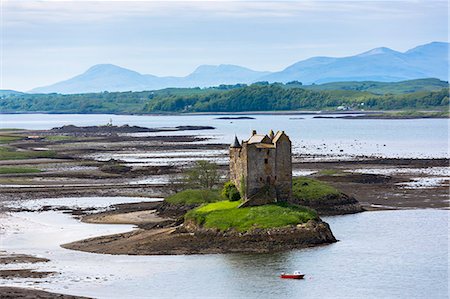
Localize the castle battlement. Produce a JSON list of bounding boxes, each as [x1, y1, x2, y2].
[[229, 130, 292, 206]]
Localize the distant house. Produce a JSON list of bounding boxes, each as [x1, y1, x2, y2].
[[229, 130, 292, 206]]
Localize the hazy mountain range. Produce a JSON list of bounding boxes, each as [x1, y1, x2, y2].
[[30, 42, 448, 94]]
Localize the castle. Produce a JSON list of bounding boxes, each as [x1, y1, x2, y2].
[[229, 130, 292, 206]]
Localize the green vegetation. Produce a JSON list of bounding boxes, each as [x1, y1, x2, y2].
[[0, 135, 23, 144], [165, 189, 224, 205], [302, 78, 449, 95], [0, 146, 56, 160], [364, 110, 450, 119], [0, 128, 23, 131], [292, 177, 341, 202], [0, 79, 448, 113], [221, 181, 241, 201], [45, 135, 73, 141], [0, 167, 42, 174], [185, 201, 318, 232]]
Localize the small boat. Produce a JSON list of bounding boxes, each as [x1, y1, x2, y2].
[[280, 271, 304, 279]]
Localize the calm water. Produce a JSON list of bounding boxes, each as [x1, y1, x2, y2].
[[0, 113, 448, 158], [1, 204, 448, 299], [0, 114, 448, 298]]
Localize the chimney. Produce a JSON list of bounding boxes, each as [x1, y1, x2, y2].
[[252, 130, 257, 135]]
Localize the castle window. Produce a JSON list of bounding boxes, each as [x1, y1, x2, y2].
[[259, 177, 263, 182], [264, 158, 268, 164]]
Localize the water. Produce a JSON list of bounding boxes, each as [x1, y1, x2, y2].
[[1, 207, 448, 298], [0, 113, 448, 158], [0, 114, 448, 297]]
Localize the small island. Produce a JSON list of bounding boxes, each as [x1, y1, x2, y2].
[[63, 130, 362, 255]]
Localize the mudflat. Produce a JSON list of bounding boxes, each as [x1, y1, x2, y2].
[[0, 287, 90, 299], [0, 126, 448, 210]]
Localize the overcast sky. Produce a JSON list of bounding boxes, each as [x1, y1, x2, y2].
[[1, 0, 448, 91]]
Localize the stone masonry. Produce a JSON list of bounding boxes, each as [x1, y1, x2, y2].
[[229, 130, 292, 206]]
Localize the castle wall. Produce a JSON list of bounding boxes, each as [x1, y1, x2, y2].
[[229, 130, 292, 205], [246, 145, 276, 199], [274, 135, 292, 201], [229, 146, 247, 197]]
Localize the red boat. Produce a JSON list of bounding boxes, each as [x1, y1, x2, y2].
[[280, 271, 305, 279]]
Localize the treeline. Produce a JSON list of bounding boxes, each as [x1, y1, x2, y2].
[[0, 82, 448, 114], [145, 84, 449, 112]]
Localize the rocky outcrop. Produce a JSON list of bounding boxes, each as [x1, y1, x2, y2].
[[178, 219, 337, 254], [156, 201, 200, 218], [289, 193, 364, 216], [49, 124, 215, 136], [63, 219, 337, 255]]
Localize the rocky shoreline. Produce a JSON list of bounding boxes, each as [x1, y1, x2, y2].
[[62, 218, 336, 255]]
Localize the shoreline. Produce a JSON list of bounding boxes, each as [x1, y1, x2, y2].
[[1, 110, 447, 119], [0, 287, 90, 299]]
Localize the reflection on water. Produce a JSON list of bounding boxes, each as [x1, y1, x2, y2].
[[1, 206, 448, 299]]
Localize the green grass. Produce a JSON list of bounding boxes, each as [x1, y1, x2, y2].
[[0, 135, 23, 144], [185, 200, 318, 232], [0, 167, 42, 174], [165, 189, 225, 205], [385, 110, 449, 118], [292, 177, 341, 202], [0, 146, 56, 160], [45, 135, 73, 141]]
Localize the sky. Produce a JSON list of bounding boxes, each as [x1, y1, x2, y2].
[[1, 0, 448, 91]]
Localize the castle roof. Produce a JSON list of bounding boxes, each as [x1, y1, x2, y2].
[[230, 136, 241, 148], [272, 131, 289, 143], [248, 134, 271, 144]]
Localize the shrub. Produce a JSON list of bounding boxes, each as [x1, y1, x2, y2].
[[221, 181, 241, 201]]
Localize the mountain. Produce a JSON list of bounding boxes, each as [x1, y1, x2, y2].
[[30, 64, 270, 94], [30, 42, 448, 94], [183, 65, 270, 87], [263, 42, 448, 84]]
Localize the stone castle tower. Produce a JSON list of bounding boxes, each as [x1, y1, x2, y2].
[[229, 130, 292, 206]]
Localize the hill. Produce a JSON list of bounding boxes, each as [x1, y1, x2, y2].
[[0, 90, 25, 98], [301, 78, 449, 94], [2, 80, 448, 114]]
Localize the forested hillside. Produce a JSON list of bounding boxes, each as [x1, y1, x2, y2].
[[1, 80, 448, 114]]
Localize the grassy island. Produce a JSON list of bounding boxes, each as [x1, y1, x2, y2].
[[185, 200, 318, 232], [291, 177, 363, 215], [292, 177, 341, 201]]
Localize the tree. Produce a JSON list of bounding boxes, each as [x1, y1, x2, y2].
[[221, 181, 241, 201], [183, 160, 220, 189]]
